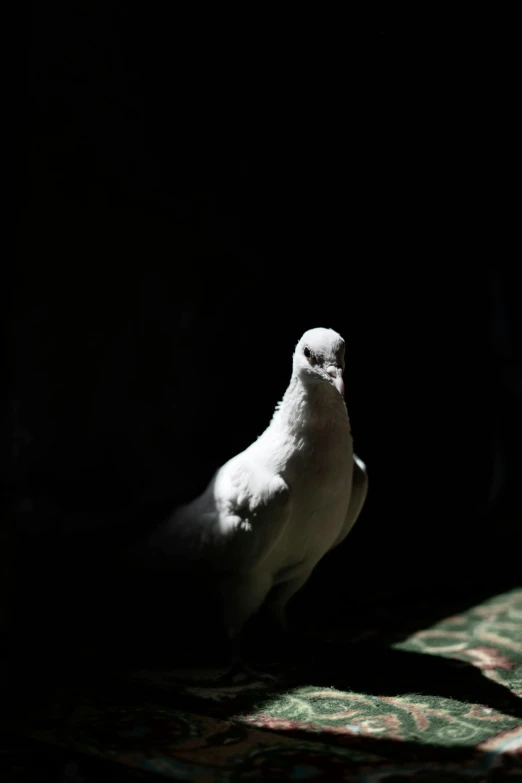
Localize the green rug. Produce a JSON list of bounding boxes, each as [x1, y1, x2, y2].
[[3, 588, 521, 780]]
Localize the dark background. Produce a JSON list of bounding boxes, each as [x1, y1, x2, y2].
[[8, 7, 521, 673]]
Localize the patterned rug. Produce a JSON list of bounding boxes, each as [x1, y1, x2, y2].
[[3, 588, 522, 781]]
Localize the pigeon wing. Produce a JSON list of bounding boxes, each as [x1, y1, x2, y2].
[[210, 456, 292, 571], [329, 454, 368, 551]]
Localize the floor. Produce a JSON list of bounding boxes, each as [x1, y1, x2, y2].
[[2, 585, 521, 781]]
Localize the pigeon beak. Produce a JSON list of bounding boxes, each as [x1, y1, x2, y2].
[[326, 365, 345, 397]]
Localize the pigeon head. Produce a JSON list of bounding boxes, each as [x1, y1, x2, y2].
[[293, 328, 346, 397]]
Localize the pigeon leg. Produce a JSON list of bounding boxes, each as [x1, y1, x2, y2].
[[267, 568, 313, 630], [215, 629, 279, 684], [214, 571, 279, 683], [253, 568, 316, 664]]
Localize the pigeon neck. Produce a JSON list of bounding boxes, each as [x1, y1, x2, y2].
[[276, 373, 347, 431]]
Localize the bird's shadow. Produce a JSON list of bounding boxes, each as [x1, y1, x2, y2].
[[279, 642, 522, 721], [273, 581, 522, 721]]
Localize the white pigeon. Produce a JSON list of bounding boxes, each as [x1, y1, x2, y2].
[[143, 327, 368, 670]]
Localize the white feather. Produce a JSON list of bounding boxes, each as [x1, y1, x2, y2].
[[144, 327, 367, 636]]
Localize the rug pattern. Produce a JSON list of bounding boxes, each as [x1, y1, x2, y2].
[[3, 589, 521, 780]]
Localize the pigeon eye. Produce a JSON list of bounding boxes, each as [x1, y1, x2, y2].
[[303, 347, 311, 359]]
